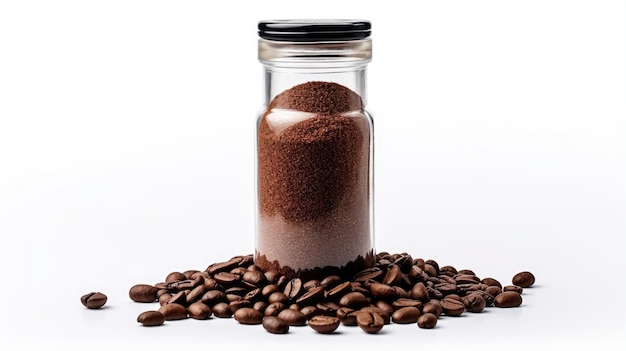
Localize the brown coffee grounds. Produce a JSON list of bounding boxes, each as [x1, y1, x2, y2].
[[256, 81, 373, 275]]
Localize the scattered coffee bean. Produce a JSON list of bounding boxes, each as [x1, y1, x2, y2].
[[81, 292, 107, 309], [129, 284, 158, 303], [263, 316, 289, 334], [462, 294, 486, 313], [159, 303, 188, 320], [137, 311, 165, 327], [356, 311, 385, 334], [417, 313, 438, 329], [391, 307, 421, 324], [212, 302, 233, 318], [234, 307, 263, 325], [188, 302, 212, 320], [512, 271, 535, 288], [277, 309, 307, 326], [494, 291, 523, 308], [440, 297, 465, 317], [309, 315, 340, 334], [503, 285, 523, 294]]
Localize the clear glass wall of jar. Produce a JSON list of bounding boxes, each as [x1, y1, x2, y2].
[[255, 20, 374, 279]]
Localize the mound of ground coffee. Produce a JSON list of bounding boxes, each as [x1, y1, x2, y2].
[[256, 81, 374, 277]]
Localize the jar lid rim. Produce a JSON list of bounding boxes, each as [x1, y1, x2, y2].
[[258, 20, 371, 42]]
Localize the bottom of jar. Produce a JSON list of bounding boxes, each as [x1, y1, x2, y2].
[[254, 249, 376, 281]]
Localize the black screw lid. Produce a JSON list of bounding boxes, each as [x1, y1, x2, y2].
[[258, 20, 371, 42]]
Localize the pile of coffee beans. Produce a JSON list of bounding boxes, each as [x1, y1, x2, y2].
[[126, 252, 534, 334]]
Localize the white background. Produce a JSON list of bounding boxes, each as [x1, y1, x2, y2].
[[0, 1, 624, 350]]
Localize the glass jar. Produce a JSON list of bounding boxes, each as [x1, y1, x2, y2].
[[254, 20, 374, 279]]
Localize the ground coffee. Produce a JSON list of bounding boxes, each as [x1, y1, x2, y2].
[[256, 81, 374, 277]]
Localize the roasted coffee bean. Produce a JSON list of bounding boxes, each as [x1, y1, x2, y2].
[[243, 288, 262, 302], [268, 291, 289, 304], [427, 286, 443, 300], [238, 255, 254, 267], [226, 294, 242, 302], [438, 275, 456, 284], [253, 301, 267, 312], [81, 292, 107, 309], [359, 306, 390, 324], [158, 293, 172, 305], [409, 282, 429, 301], [369, 282, 400, 299], [356, 311, 385, 334], [320, 275, 342, 288], [263, 316, 289, 334], [261, 284, 279, 297], [156, 289, 169, 298], [225, 286, 248, 296], [354, 267, 383, 282], [264, 271, 280, 284], [469, 290, 495, 306], [327, 281, 352, 300], [462, 294, 486, 313], [424, 263, 438, 277], [243, 270, 267, 287], [159, 303, 188, 320], [201, 290, 227, 305], [316, 302, 341, 317], [445, 294, 462, 301], [234, 307, 263, 325], [229, 299, 252, 312], [211, 302, 233, 318], [137, 311, 165, 327], [214, 272, 241, 286], [129, 284, 158, 303], [494, 291, 522, 308], [374, 300, 395, 315], [392, 298, 422, 309], [206, 259, 240, 275], [154, 282, 169, 290], [435, 282, 457, 295], [382, 264, 402, 285], [309, 315, 340, 334], [440, 297, 465, 316], [503, 285, 523, 294], [296, 286, 325, 306], [481, 277, 502, 288], [188, 302, 212, 320], [391, 307, 421, 324], [183, 270, 199, 279], [417, 313, 438, 329], [336, 307, 356, 325], [187, 285, 205, 304], [283, 278, 304, 300], [167, 291, 187, 306], [264, 302, 286, 317], [303, 279, 321, 290], [277, 308, 307, 326], [203, 278, 219, 291], [165, 272, 186, 284], [339, 292, 368, 308], [422, 300, 443, 317], [300, 305, 321, 319], [455, 274, 480, 284], [512, 271, 535, 288], [439, 265, 458, 276], [485, 286, 502, 298]]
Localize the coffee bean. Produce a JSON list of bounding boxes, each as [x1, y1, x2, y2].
[[512, 271, 535, 288], [159, 303, 188, 320], [263, 316, 289, 334], [277, 308, 307, 326], [410, 282, 429, 301], [309, 315, 340, 334], [327, 281, 352, 300], [158, 293, 172, 305], [188, 302, 212, 320], [201, 290, 227, 305], [268, 291, 289, 304], [353, 267, 383, 282], [391, 307, 421, 324], [261, 284, 280, 297], [303, 279, 321, 290], [243, 270, 267, 287], [359, 306, 390, 324], [166, 272, 186, 284], [392, 298, 422, 309], [374, 300, 395, 315], [369, 282, 400, 299], [320, 275, 342, 288], [214, 272, 241, 286], [264, 302, 286, 317], [211, 302, 233, 318], [417, 313, 438, 329], [440, 297, 465, 316], [137, 311, 165, 327], [81, 292, 107, 309], [485, 286, 502, 298], [229, 299, 252, 312], [336, 307, 356, 325], [462, 294, 486, 313], [422, 300, 442, 317], [167, 291, 187, 306], [243, 287, 262, 302], [423, 263, 438, 277], [234, 307, 263, 324], [339, 292, 368, 308], [300, 305, 321, 319], [503, 285, 523, 294], [356, 311, 385, 334], [283, 278, 304, 300], [187, 285, 205, 304], [494, 291, 522, 308], [481, 277, 502, 288], [382, 264, 402, 285], [316, 302, 341, 317], [129, 284, 158, 303], [206, 259, 240, 275], [253, 300, 267, 312], [296, 286, 325, 306]]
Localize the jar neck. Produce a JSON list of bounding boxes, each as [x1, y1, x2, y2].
[[261, 63, 368, 108]]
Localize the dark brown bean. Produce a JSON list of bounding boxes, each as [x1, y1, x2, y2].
[[309, 315, 340, 334], [462, 294, 486, 313], [159, 303, 188, 320], [262, 316, 289, 334], [211, 302, 233, 318], [356, 311, 385, 334], [234, 307, 263, 324], [264, 302, 286, 317], [137, 311, 165, 327], [296, 286, 325, 306], [512, 271, 535, 288], [503, 285, 524, 294], [81, 292, 107, 309], [277, 309, 307, 326], [339, 292, 368, 308], [391, 307, 421, 324], [494, 291, 522, 308], [165, 272, 186, 283], [129, 284, 158, 303], [481, 277, 502, 288], [440, 297, 465, 316], [188, 302, 212, 320], [422, 300, 442, 317], [283, 278, 304, 300]]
